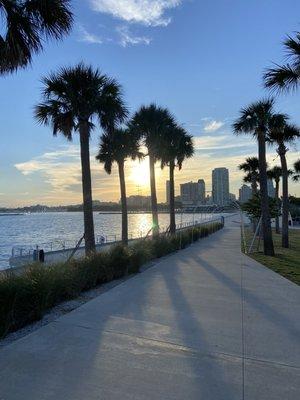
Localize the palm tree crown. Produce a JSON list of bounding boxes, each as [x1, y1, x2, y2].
[[35, 63, 127, 137], [0, 0, 73, 73], [160, 126, 194, 170], [233, 99, 275, 136], [267, 166, 282, 183], [130, 104, 176, 159], [293, 159, 300, 182], [238, 157, 260, 188], [268, 114, 300, 148], [96, 129, 142, 174], [264, 33, 300, 92]]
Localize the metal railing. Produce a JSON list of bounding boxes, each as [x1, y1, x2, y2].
[[10, 214, 226, 266]]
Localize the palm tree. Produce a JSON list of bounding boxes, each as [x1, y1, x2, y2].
[[233, 99, 275, 256], [293, 159, 300, 182], [268, 114, 300, 247], [130, 104, 176, 236], [267, 166, 282, 234], [96, 129, 143, 244], [238, 157, 260, 196], [0, 0, 73, 74], [160, 126, 194, 234], [264, 33, 300, 92], [34, 63, 127, 255]]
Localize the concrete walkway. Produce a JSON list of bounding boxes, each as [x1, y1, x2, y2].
[[0, 217, 299, 399]]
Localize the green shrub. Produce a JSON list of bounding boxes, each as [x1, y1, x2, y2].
[[128, 240, 154, 274], [0, 220, 223, 338]]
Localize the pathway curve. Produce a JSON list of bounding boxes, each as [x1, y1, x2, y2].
[[0, 216, 299, 399]]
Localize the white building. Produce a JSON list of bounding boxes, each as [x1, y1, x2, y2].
[[212, 168, 230, 206]]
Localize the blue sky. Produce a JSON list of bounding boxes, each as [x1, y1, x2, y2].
[[1, 0, 300, 206]]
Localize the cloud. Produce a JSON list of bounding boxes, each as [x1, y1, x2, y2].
[[117, 25, 151, 47], [78, 25, 103, 44], [193, 135, 255, 152], [15, 145, 82, 192], [203, 120, 224, 132], [89, 0, 182, 26]]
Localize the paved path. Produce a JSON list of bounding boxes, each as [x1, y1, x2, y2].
[[0, 217, 299, 399]]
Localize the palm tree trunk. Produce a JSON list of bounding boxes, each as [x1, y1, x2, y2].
[[79, 122, 96, 255], [169, 161, 176, 234], [149, 154, 159, 236], [251, 177, 258, 195], [278, 146, 289, 248], [275, 179, 280, 234], [257, 131, 275, 256], [118, 160, 128, 245], [251, 177, 258, 232]]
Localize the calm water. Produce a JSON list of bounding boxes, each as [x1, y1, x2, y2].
[[0, 212, 221, 269]]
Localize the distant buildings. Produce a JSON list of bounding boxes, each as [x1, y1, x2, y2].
[[180, 179, 206, 206], [239, 184, 252, 203], [229, 193, 236, 202], [267, 179, 276, 198], [212, 168, 230, 206], [127, 195, 151, 208]]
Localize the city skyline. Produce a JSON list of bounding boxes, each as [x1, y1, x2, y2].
[[1, 0, 300, 207]]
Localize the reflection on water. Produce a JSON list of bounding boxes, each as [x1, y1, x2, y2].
[[0, 212, 218, 269]]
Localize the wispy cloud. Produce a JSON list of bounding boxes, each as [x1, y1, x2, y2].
[[15, 146, 82, 193], [89, 0, 183, 27], [78, 25, 103, 44], [203, 120, 224, 132], [117, 25, 151, 47]]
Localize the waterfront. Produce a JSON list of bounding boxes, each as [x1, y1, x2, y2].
[[0, 211, 221, 269]]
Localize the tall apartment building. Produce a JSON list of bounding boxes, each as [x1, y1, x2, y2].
[[212, 168, 230, 206], [239, 184, 252, 203], [198, 179, 206, 204], [267, 179, 276, 198], [180, 180, 206, 206]]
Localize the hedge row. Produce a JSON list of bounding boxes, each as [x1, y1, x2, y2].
[[0, 221, 223, 338]]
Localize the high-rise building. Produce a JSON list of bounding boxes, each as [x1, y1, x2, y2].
[[198, 179, 206, 204], [229, 193, 236, 202], [267, 179, 275, 198], [180, 180, 206, 206], [166, 180, 170, 204], [239, 184, 252, 203], [212, 168, 230, 206]]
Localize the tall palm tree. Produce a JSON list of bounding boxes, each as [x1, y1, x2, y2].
[[0, 0, 73, 74], [238, 157, 260, 196], [96, 129, 143, 244], [264, 33, 300, 92], [267, 166, 282, 234], [130, 104, 176, 236], [293, 159, 300, 182], [233, 99, 275, 256], [34, 63, 127, 255], [160, 126, 194, 234], [268, 114, 300, 247]]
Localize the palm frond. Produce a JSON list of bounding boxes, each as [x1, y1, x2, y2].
[[264, 64, 300, 92], [0, 0, 73, 74]]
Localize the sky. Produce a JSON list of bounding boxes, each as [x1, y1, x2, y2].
[[0, 0, 300, 207]]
